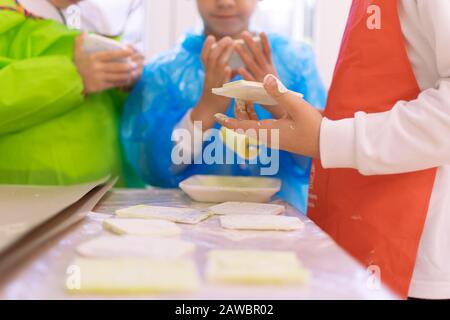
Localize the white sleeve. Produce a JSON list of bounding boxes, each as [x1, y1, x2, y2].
[[320, 1, 450, 176]]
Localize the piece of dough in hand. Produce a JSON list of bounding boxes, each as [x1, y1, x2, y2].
[[76, 236, 195, 259], [220, 215, 304, 231], [209, 202, 285, 216], [103, 218, 181, 236], [212, 80, 303, 106], [115, 205, 211, 224], [67, 258, 199, 294], [206, 250, 308, 285]]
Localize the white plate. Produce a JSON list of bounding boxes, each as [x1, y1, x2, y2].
[[179, 175, 281, 203]]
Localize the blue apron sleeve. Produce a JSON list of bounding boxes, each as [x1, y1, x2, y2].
[[121, 62, 196, 187]]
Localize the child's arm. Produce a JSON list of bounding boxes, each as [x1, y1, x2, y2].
[[0, 13, 85, 135], [321, 86, 450, 175], [122, 36, 239, 187], [0, 55, 84, 135], [121, 66, 193, 188], [218, 2, 450, 175], [218, 67, 450, 176], [0, 9, 139, 135], [319, 0, 450, 175]]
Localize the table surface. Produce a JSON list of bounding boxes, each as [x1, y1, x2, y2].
[[0, 189, 397, 300]]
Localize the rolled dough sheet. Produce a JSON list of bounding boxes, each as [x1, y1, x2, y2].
[[212, 80, 303, 106], [66, 258, 200, 294], [115, 205, 211, 224], [206, 250, 308, 285], [220, 215, 304, 231], [76, 236, 195, 259], [209, 202, 285, 216], [220, 127, 260, 160], [103, 218, 181, 236]]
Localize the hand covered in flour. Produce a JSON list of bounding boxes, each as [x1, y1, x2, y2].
[[235, 32, 279, 83], [74, 33, 139, 94], [191, 35, 235, 130], [215, 74, 323, 158]]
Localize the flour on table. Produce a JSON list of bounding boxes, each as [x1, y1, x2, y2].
[[103, 218, 181, 236], [205, 250, 308, 285], [220, 215, 304, 231], [67, 258, 199, 294], [115, 205, 211, 224], [76, 236, 195, 259], [209, 202, 285, 216]]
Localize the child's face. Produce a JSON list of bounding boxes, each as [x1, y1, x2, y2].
[[48, 0, 83, 9], [197, 0, 258, 38]]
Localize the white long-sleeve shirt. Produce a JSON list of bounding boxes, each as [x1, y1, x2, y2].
[[20, 0, 64, 22], [320, 0, 450, 299]]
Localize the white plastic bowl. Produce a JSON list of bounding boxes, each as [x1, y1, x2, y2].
[[179, 175, 282, 203]]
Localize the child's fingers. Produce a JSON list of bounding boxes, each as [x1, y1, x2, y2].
[[217, 42, 235, 69], [235, 44, 263, 77], [208, 37, 233, 68], [260, 32, 273, 63], [234, 99, 258, 121], [223, 66, 233, 83], [215, 114, 282, 132], [93, 49, 133, 62], [103, 72, 133, 82], [263, 74, 306, 122], [201, 35, 216, 65], [100, 61, 137, 73], [237, 68, 256, 81], [234, 99, 250, 120], [131, 51, 145, 64], [74, 33, 87, 54], [215, 114, 259, 131], [246, 103, 259, 121], [241, 31, 267, 68], [261, 104, 289, 120]]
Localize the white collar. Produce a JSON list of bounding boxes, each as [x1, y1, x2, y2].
[[19, 0, 64, 23]]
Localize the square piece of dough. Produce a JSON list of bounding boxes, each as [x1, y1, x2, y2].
[[67, 258, 199, 294], [205, 250, 308, 285], [220, 215, 304, 231], [103, 218, 181, 236], [76, 236, 195, 259], [115, 205, 211, 224], [209, 202, 285, 216], [212, 80, 303, 106]]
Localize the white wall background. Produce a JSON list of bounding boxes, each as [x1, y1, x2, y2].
[[144, 0, 351, 88], [314, 0, 351, 86], [79, 0, 352, 88], [72, 0, 146, 51]]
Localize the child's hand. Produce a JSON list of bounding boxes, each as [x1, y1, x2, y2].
[[119, 45, 145, 91], [215, 74, 323, 159], [235, 32, 279, 83], [191, 35, 235, 130], [234, 99, 258, 121], [74, 34, 138, 94]]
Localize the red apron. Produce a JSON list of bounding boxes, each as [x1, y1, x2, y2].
[[308, 0, 437, 298]]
